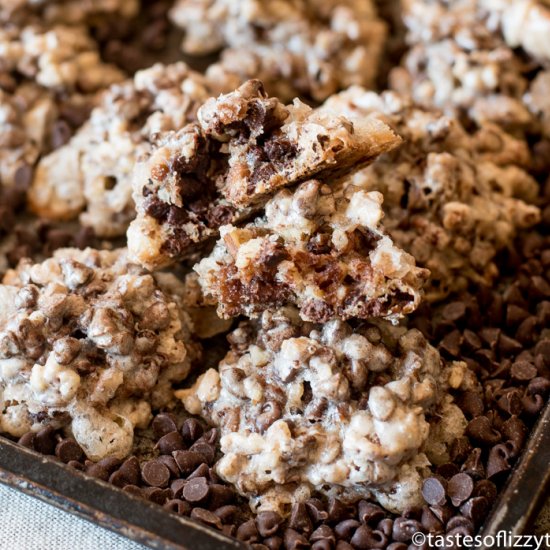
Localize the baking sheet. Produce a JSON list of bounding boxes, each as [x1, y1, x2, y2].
[[0, 400, 548, 549]]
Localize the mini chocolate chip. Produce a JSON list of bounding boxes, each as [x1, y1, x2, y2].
[[156, 455, 180, 478], [156, 431, 185, 454], [256, 512, 283, 537], [311, 540, 331, 550], [392, 518, 424, 543], [172, 450, 206, 475], [306, 498, 328, 524], [499, 334, 523, 356], [456, 391, 484, 418], [350, 525, 387, 549], [511, 361, 538, 381], [459, 497, 489, 524], [237, 519, 259, 543], [215, 505, 239, 524], [164, 499, 191, 515], [516, 317, 538, 345], [486, 444, 512, 479], [310, 525, 335, 543], [462, 330, 482, 352], [497, 389, 523, 416], [118, 456, 140, 485], [289, 503, 313, 535], [529, 376, 550, 398], [446, 516, 474, 533], [530, 276, 550, 298], [34, 425, 56, 455], [152, 413, 178, 438], [429, 505, 453, 525], [461, 448, 485, 479], [420, 507, 443, 534], [189, 441, 216, 465], [357, 501, 385, 525], [108, 470, 129, 488], [501, 415, 527, 450], [450, 437, 473, 464], [466, 416, 501, 445], [142, 487, 172, 505], [180, 418, 204, 443], [327, 498, 349, 524], [335, 519, 360, 540], [191, 508, 222, 530], [208, 484, 235, 509], [183, 477, 210, 503], [442, 301, 466, 321], [376, 518, 393, 538], [187, 462, 210, 480], [284, 528, 309, 550], [17, 432, 36, 449], [480, 328, 500, 349], [473, 480, 498, 503], [422, 477, 447, 506], [142, 460, 171, 488], [86, 463, 110, 481], [440, 330, 462, 357], [447, 473, 474, 507], [506, 304, 530, 326], [386, 544, 407, 550], [170, 478, 186, 499], [522, 393, 545, 415]]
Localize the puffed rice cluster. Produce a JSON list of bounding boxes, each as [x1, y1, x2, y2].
[[321, 87, 541, 299], [0, 21, 124, 189], [177, 307, 469, 513], [28, 62, 217, 237], [170, 0, 388, 102], [0, 247, 200, 460]]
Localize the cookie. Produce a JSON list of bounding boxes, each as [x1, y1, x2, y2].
[[0, 22, 124, 189], [0, 247, 200, 460], [390, 0, 534, 131], [171, 0, 387, 101], [128, 80, 400, 270], [321, 87, 540, 300], [176, 307, 467, 514], [28, 62, 216, 236], [195, 178, 428, 323]]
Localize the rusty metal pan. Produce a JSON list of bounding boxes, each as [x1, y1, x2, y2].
[[0, 402, 549, 548]]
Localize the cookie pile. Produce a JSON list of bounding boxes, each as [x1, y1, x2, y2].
[[1, 0, 549, 547]]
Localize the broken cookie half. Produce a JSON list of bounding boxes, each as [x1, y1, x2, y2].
[[128, 80, 401, 270], [195, 179, 428, 323]]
